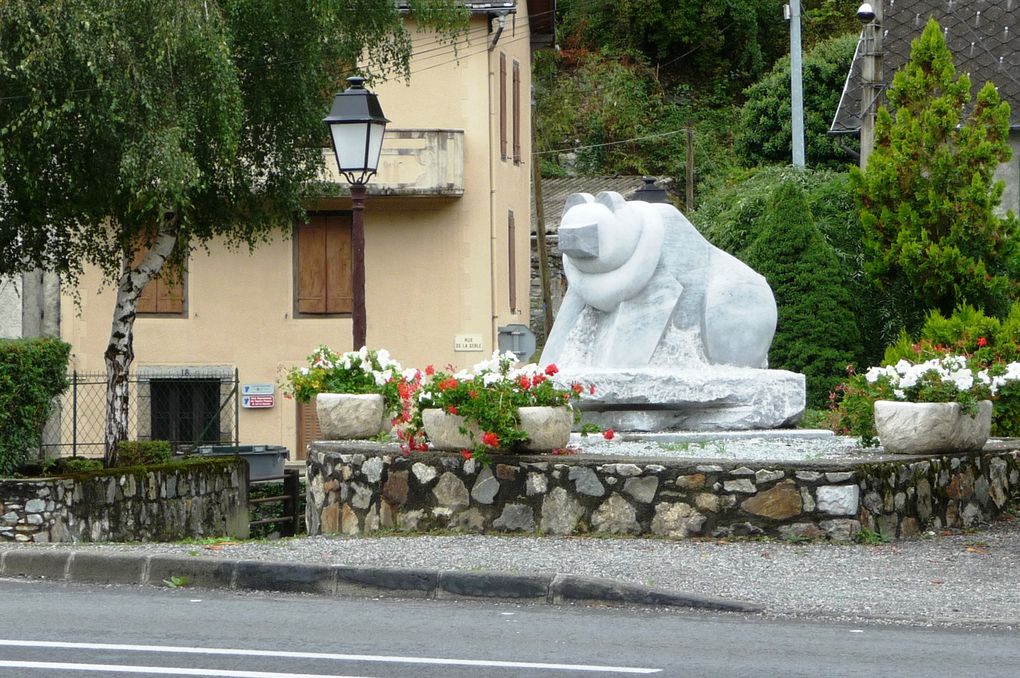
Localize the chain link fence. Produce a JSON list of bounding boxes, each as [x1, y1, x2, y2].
[[41, 369, 239, 457]]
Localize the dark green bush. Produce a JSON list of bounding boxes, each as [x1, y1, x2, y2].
[[741, 181, 862, 408], [115, 440, 172, 467], [0, 337, 71, 476], [61, 457, 104, 473]]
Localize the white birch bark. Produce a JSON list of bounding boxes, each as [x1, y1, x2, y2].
[[103, 218, 178, 465]]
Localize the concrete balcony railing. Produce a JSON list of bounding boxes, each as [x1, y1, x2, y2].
[[318, 128, 464, 197]]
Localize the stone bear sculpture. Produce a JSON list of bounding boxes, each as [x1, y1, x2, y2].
[[541, 191, 777, 370]]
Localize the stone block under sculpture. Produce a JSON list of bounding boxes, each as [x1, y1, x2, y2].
[[541, 191, 805, 430]]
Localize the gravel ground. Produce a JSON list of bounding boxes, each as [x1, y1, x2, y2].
[[18, 515, 1020, 629]]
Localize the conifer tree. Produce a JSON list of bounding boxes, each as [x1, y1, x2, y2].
[[743, 180, 861, 408], [851, 18, 1020, 340]]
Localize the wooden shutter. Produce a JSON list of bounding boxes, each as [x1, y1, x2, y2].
[[133, 247, 184, 314], [508, 210, 517, 313], [324, 215, 353, 314], [297, 216, 327, 313], [512, 60, 521, 164], [297, 214, 353, 315], [499, 52, 507, 160], [295, 400, 323, 461]]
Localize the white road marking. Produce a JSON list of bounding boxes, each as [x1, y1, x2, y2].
[[0, 661, 373, 677], [0, 639, 661, 674]]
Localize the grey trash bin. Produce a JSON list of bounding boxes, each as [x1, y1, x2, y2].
[[195, 444, 288, 481]]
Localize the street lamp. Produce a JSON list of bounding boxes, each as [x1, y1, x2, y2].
[[324, 76, 389, 349]]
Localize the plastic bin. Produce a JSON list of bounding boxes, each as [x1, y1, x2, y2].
[[195, 444, 288, 481]]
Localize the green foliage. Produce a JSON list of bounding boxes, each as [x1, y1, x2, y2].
[[851, 19, 1020, 342], [856, 526, 889, 545], [115, 440, 172, 467], [61, 458, 104, 474], [741, 181, 861, 408], [0, 338, 71, 475], [694, 166, 886, 366], [735, 33, 858, 168]]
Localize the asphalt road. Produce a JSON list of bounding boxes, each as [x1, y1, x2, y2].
[[1, 579, 1018, 677]]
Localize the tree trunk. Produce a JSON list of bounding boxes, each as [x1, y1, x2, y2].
[[103, 217, 178, 466]]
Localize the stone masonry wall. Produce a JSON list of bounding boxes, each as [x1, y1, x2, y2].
[[0, 459, 249, 543], [307, 442, 1020, 541]]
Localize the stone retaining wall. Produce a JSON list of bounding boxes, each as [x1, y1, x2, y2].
[[307, 442, 1020, 541], [0, 459, 249, 543]]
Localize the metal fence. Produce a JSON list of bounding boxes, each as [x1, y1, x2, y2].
[[41, 369, 240, 457]]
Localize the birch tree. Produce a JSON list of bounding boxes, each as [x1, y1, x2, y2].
[[0, 0, 464, 465]]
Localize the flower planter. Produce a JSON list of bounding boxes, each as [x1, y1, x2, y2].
[[422, 406, 573, 452], [316, 393, 387, 440], [874, 400, 992, 455]]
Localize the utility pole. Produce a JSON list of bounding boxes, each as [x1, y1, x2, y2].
[[789, 0, 805, 167], [859, 2, 883, 169]]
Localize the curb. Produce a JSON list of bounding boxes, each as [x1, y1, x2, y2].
[[0, 549, 762, 613]]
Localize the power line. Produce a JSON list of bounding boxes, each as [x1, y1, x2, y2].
[[533, 129, 688, 156]]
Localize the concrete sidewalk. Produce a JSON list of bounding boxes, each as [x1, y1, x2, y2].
[[3, 514, 1019, 627]]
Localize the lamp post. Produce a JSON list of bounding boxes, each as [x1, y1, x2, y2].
[[323, 76, 389, 349]]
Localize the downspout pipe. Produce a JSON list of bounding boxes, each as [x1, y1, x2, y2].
[[488, 11, 509, 51]]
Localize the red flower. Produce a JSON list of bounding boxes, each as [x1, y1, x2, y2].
[[469, 389, 478, 399], [561, 392, 570, 401], [588, 383, 596, 395], [978, 336, 988, 347], [545, 363, 559, 376], [518, 375, 532, 390], [438, 377, 459, 391], [532, 374, 546, 386], [571, 382, 583, 395], [461, 449, 473, 460], [425, 365, 435, 376], [603, 428, 615, 441], [446, 406, 459, 415], [481, 431, 500, 448]]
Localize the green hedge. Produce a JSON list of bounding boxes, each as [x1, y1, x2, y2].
[[0, 337, 71, 476], [116, 440, 172, 467]]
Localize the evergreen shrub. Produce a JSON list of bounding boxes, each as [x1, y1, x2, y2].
[[116, 440, 173, 467], [741, 181, 861, 408], [0, 337, 71, 476]]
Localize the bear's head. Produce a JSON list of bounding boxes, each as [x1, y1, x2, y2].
[[558, 192, 643, 274]]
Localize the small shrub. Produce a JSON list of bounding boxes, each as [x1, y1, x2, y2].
[[116, 440, 172, 467], [61, 457, 104, 474]]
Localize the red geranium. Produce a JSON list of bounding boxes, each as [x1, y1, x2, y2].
[[481, 431, 500, 448], [603, 428, 615, 441], [461, 450, 473, 460], [518, 375, 532, 390], [544, 363, 559, 376], [977, 336, 988, 347]]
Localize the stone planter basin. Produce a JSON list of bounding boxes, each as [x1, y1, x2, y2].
[[422, 406, 573, 451], [316, 393, 387, 440], [874, 400, 992, 455]]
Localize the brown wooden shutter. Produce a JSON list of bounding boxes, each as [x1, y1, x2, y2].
[[324, 214, 353, 314], [512, 60, 521, 164], [132, 246, 184, 314], [297, 216, 327, 313], [295, 400, 323, 461], [156, 275, 184, 313], [508, 210, 517, 313], [499, 52, 507, 160]]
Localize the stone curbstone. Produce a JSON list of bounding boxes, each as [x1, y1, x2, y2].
[[549, 574, 764, 613], [333, 565, 439, 599], [67, 552, 147, 585], [146, 555, 237, 589], [438, 570, 552, 600], [234, 561, 334, 595], [0, 549, 72, 580]]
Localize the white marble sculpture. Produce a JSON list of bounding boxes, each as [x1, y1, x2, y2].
[[541, 191, 805, 431]]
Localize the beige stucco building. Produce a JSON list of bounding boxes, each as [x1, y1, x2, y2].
[[57, 2, 552, 459]]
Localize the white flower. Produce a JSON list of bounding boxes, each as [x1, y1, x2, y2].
[[372, 371, 389, 387], [401, 368, 420, 382], [418, 391, 432, 403], [482, 372, 502, 386], [299, 367, 309, 375]]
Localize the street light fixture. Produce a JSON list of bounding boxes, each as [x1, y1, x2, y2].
[[324, 76, 389, 349]]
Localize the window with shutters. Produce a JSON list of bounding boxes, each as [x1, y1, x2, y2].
[[295, 400, 322, 461], [512, 59, 521, 164], [294, 213, 353, 316], [133, 249, 185, 315], [499, 52, 507, 160]]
